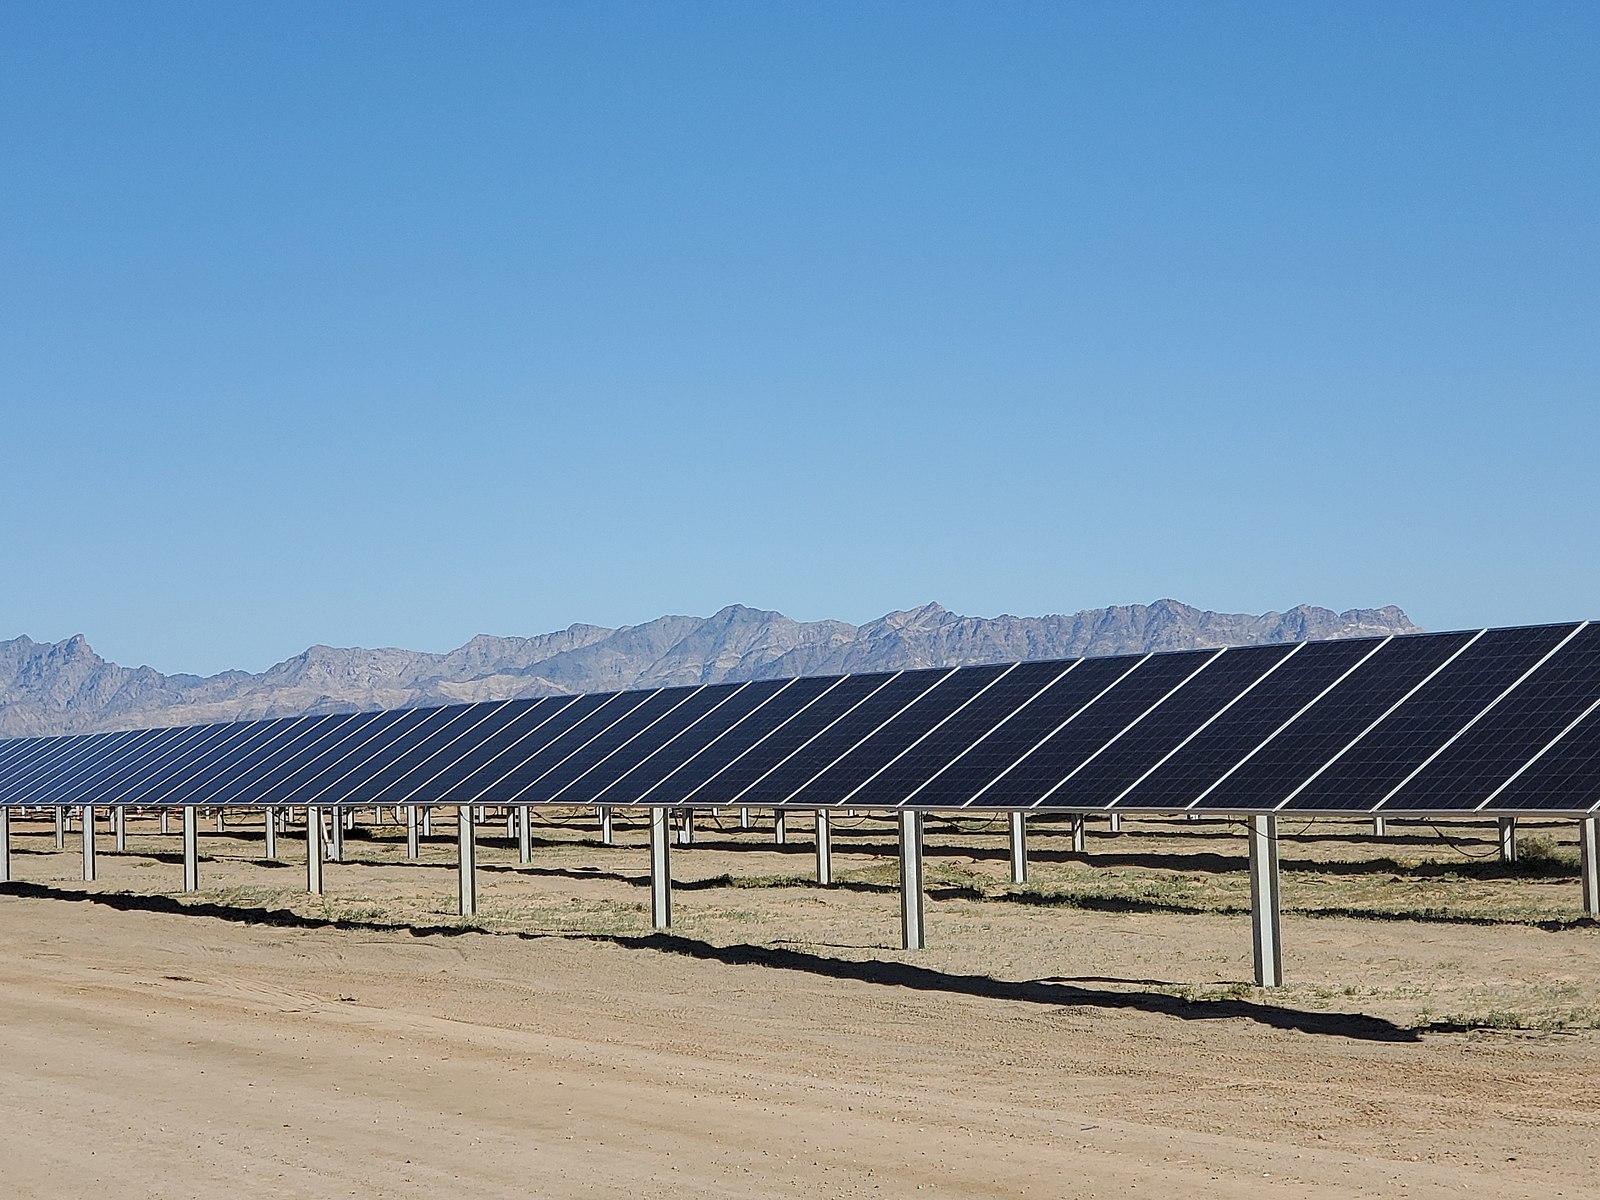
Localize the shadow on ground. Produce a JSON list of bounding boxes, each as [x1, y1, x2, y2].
[[0, 879, 1480, 1044]]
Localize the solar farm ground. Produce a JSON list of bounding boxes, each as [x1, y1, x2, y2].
[[0, 810, 1596, 1198]]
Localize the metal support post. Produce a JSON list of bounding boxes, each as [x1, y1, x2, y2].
[[457, 805, 477, 916], [406, 804, 419, 859], [815, 808, 832, 884], [422, 805, 433, 838], [650, 807, 671, 930], [739, 806, 751, 830], [1372, 815, 1387, 837], [81, 805, 97, 881], [898, 810, 925, 950], [0, 807, 9, 883], [264, 807, 277, 859], [600, 806, 614, 846], [55, 806, 65, 849], [518, 805, 531, 864], [1108, 812, 1121, 834], [1247, 814, 1283, 987], [1579, 816, 1598, 918], [114, 806, 127, 852], [677, 808, 695, 846], [1498, 816, 1517, 863], [1008, 810, 1028, 884], [774, 809, 787, 845], [306, 805, 324, 895], [329, 808, 344, 862], [1071, 814, 1086, 854], [182, 807, 199, 892]]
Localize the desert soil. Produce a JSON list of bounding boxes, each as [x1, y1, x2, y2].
[[0, 810, 1596, 1199]]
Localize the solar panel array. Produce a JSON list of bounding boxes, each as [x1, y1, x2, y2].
[[2, 622, 1599, 816]]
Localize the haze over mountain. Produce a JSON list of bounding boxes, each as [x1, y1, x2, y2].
[[0, 600, 1420, 738]]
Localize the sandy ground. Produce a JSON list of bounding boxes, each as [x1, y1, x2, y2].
[[0, 811, 1596, 1199]]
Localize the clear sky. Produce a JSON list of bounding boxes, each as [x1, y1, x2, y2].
[[2, 2, 1596, 676]]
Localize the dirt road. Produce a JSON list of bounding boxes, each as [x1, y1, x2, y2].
[[0, 816, 1596, 1198]]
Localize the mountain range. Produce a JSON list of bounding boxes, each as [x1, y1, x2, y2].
[[0, 600, 1421, 738]]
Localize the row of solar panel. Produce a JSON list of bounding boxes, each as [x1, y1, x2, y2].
[[1, 622, 1599, 815]]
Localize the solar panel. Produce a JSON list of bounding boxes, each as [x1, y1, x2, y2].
[[585, 679, 789, 805], [1113, 637, 1388, 810], [719, 669, 951, 806], [845, 660, 1072, 808], [5, 622, 1600, 818], [681, 672, 899, 805], [1381, 622, 1600, 810], [906, 655, 1140, 807], [396, 696, 583, 804], [471, 689, 657, 803], [1191, 630, 1479, 811], [1281, 623, 1581, 811], [544, 683, 748, 803], [1044, 643, 1296, 808], [785, 663, 1013, 806], [1487, 700, 1600, 813], [641, 674, 840, 804], [965, 650, 1219, 809]]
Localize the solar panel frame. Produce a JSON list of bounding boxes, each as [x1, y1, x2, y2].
[[391, 695, 587, 805], [125, 718, 288, 807], [0, 728, 145, 804]]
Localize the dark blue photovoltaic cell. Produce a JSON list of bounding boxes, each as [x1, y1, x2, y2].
[[684, 672, 899, 805], [499, 686, 701, 802], [1384, 623, 1600, 811], [48, 725, 214, 808], [966, 651, 1218, 809], [1113, 638, 1387, 810], [786, 664, 1012, 806], [252, 709, 421, 805], [644, 674, 840, 805], [732, 669, 951, 806], [1492, 703, 1600, 812], [360, 698, 554, 805], [589, 679, 793, 805], [300, 705, 483, 805], [171, 714, 337, 805], [4, 622, 1599, 815], [1049, 643, 1295, 808], [907, 656, 1143, 807], [1193, 631, 1479, 811], [131, 719, 286, 806], [543, 682, 749, 803], [846, 661, 1070, 808], [204, 712, 380, 806], [1283, 623, 1580, 811], [405, 696, 590, 802], [471, 690, 659, 802], [0, 732, 108, 802], [329, 703, 512, 805], [1, 729, 145, 804]]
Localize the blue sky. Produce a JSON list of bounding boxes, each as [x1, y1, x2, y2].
[[2, 2, 1596, 675]]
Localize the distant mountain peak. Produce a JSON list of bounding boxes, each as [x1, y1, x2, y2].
[[0, 599, 1422, 737]]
